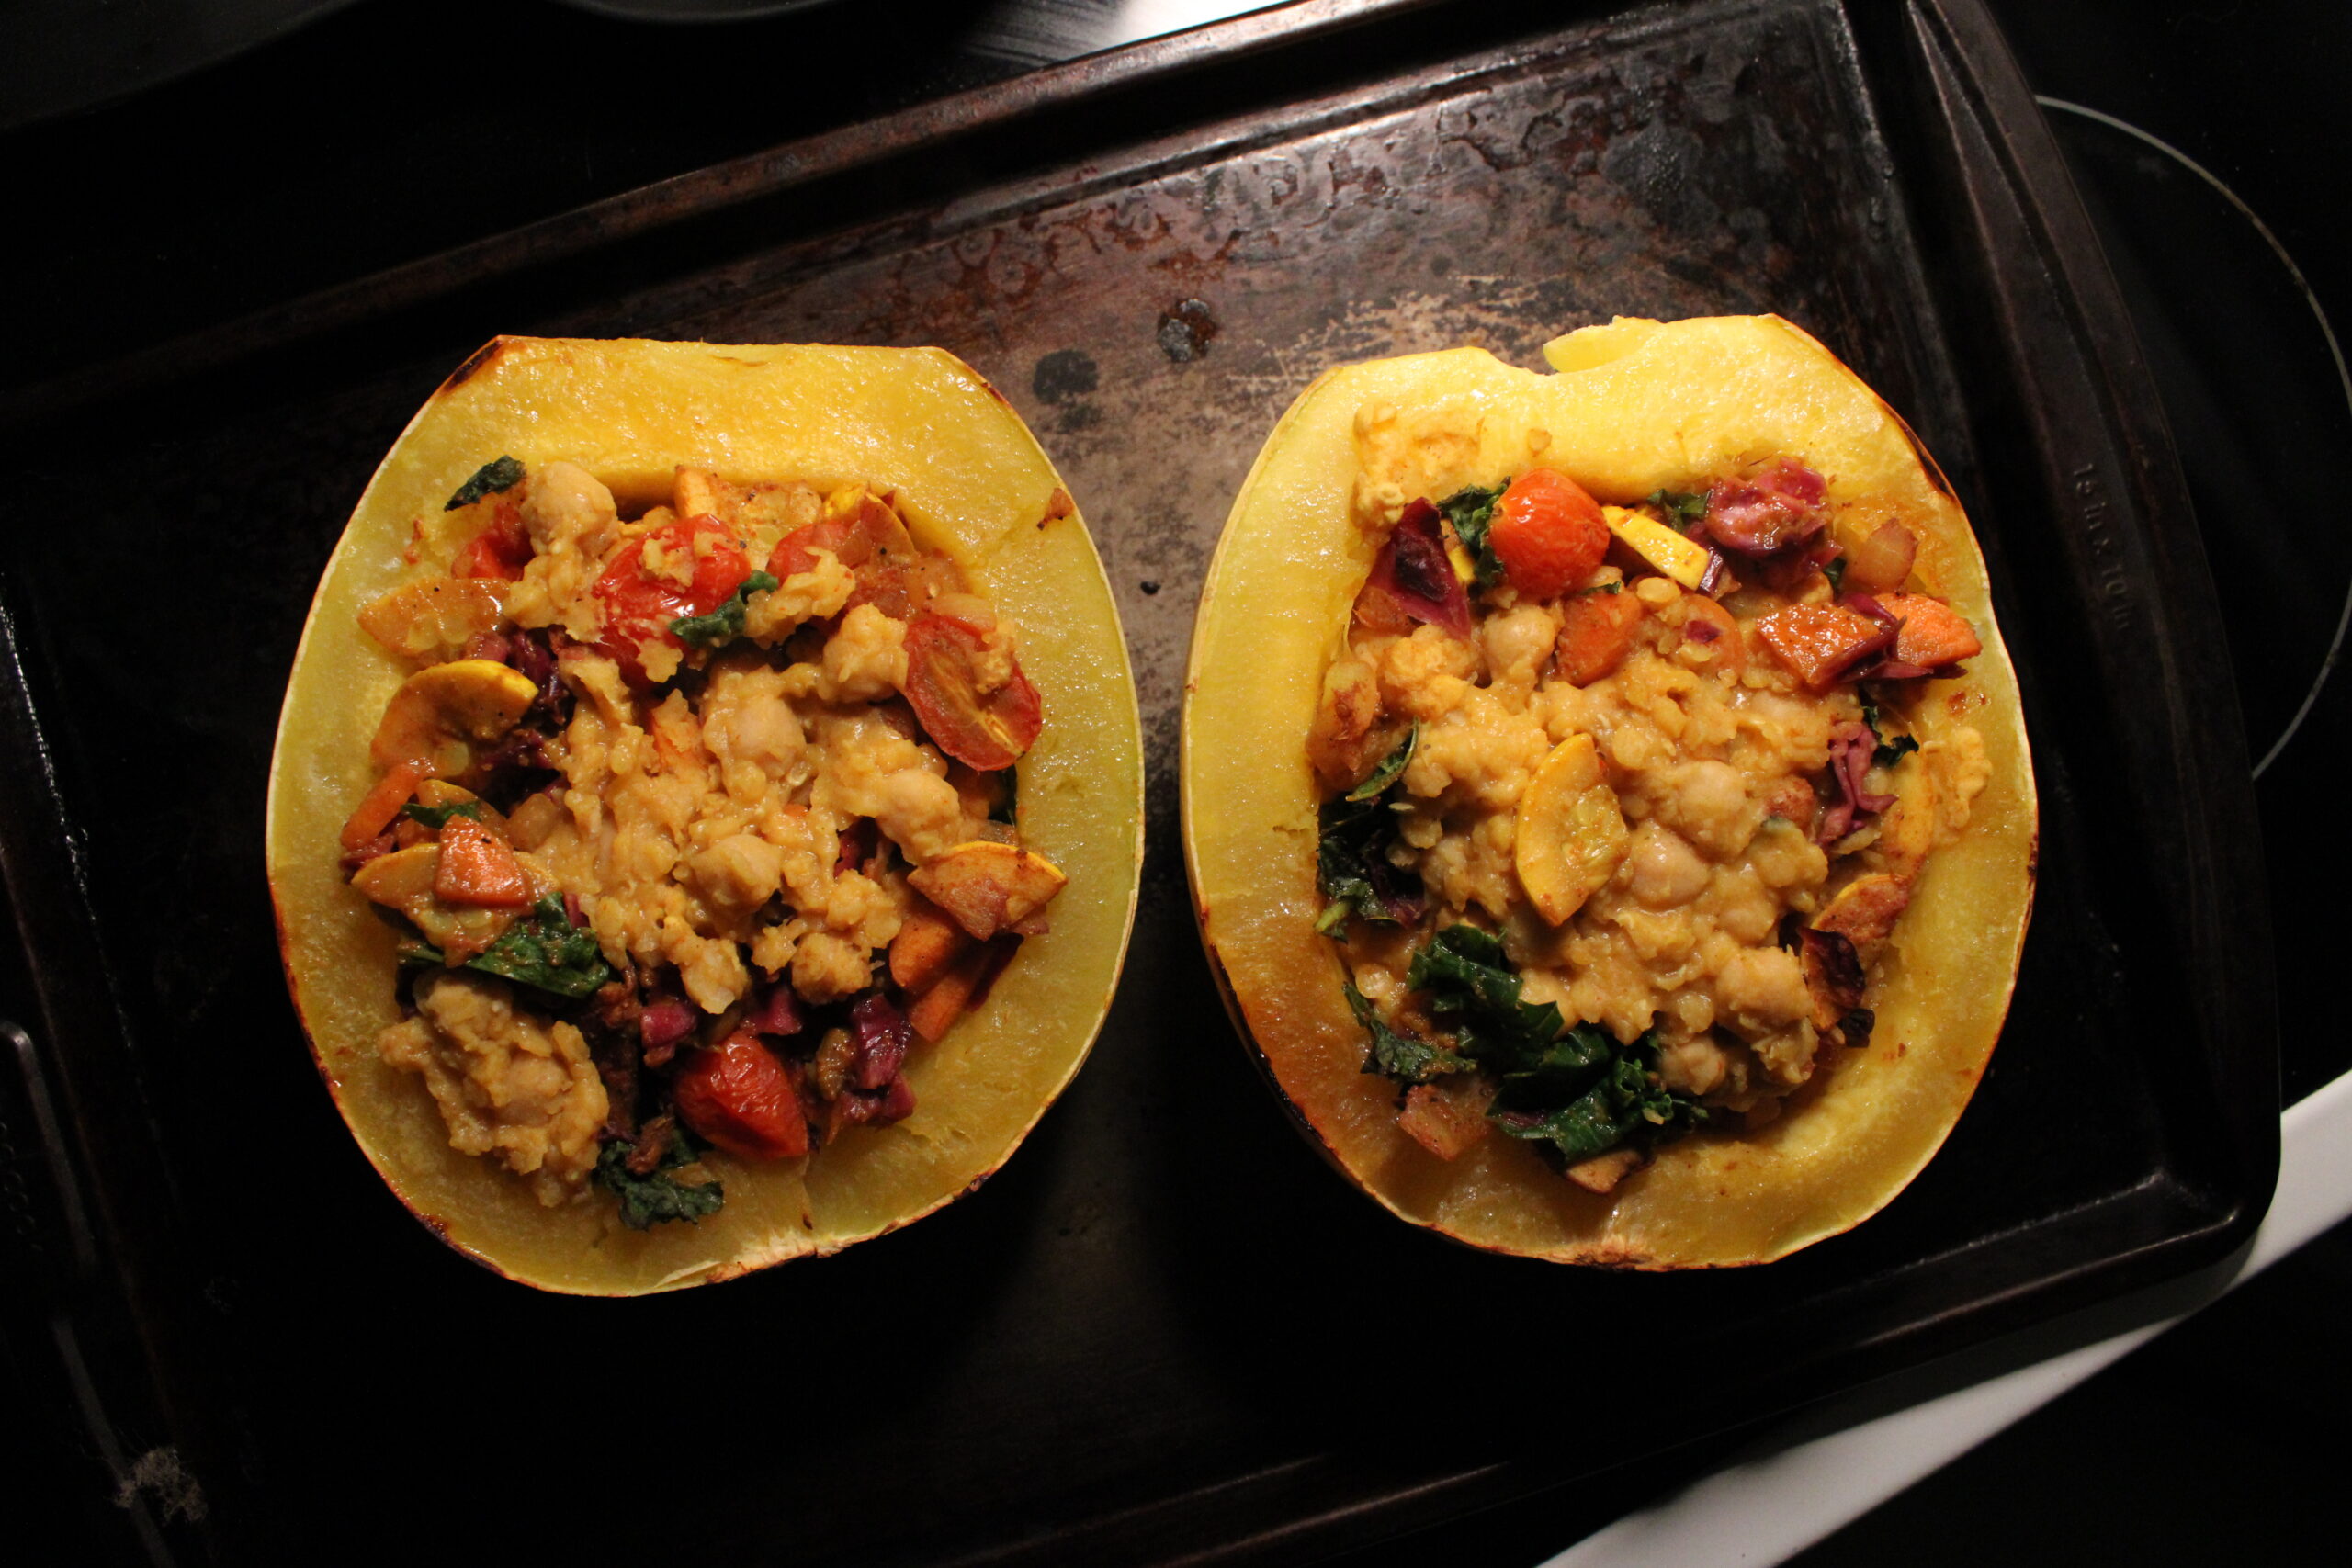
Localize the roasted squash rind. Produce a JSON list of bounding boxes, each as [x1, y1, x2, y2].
[[267, 338, 1144, 1294], [1182, 315, 2035, 1267]]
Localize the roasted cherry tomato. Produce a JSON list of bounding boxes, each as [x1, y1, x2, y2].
[[673, 1029, 808, 1161], [903, 613, 1042, 772], [766, 515, 854, 581], [453, 498, 533, 581], [592, 515, 752, 682], [1489, 468, 1609, 601]]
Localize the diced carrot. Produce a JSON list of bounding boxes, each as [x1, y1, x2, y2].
[[338, 759, 424, 853], [907, 937, 1019, 1043], [1754, 604, 1888, 690], [890, 902, 973, 995], [1490, 468, 1611, 599], [1876, 592, 1983, 668], [432, 817, 534, 908], [1553, 587, 1645, 685]]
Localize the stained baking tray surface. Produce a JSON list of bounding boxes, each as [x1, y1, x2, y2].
[[0, 0, 2273, 1562]]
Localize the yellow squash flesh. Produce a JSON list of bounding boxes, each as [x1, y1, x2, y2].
[[1182, 315, 2036, 1267], [268, 337, 1144, 1294]]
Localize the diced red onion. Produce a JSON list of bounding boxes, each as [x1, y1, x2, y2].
[[849, 991, 912, 1091], [1702, 458, 1829, 556], [639, 997, 695, 1065], [1815, 720, 1895, 844], [1698, 550, 1727, 595], [749, 983, 805, 1039], [834, 1075, 916, 1127], [1842, 591, 1897, 626], [1368, 499, 1472, 637]]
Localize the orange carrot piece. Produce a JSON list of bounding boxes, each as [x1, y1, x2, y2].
[[908, 937, 1018, 1043], [432, 818, 534, 908], [890, 902, 974, 995], [1876, 592, 1983, 668], [338, 760, 424, 854], [1554, 588, 1645, 685], [1754, 604, 1888, 690]]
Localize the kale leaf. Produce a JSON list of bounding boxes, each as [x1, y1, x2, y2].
[[594, 1126, 725, 1231], [1345, 724, 1418, 803], [1858, 696, 1920, 768], [1489, 1032, 1707, 1163], [1317, 730, 1424, 931], [670, 570, 780, 650], [1404, 924, 1566, 1072], [1646, 489, 1709, 531], [1345, 982, 1468, 1083], [447, 456, 526, 511], [1438, 481, 1509, 587], [1824, 555, 1849, 593], [989, 765, 1019, 826], [462, 895, 614, 998], [400, 800, 485, 829], [1378, 923, 1708, 1164]]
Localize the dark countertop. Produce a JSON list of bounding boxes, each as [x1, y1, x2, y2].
[[2, 2, 2344, 1563]]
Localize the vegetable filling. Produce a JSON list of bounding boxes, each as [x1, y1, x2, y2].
[[1315, 434, 1991, 1193], [346, 456, 1062, 1226]]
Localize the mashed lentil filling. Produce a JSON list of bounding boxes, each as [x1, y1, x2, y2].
[[342, 457, 1064, 1226], [1312, 413, 1989, 1195]]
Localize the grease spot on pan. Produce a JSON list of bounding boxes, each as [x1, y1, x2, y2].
[[1032, 348, 1099, 403]]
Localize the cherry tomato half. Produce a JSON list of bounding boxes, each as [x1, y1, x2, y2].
[[673, 1029, 808, 1161], [1489, 468, 1609, 601], [902, 614, 1042, 772], [592, 515, 752, 682]]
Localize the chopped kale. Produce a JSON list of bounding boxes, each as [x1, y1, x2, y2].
[[1405, 924, 1566, 1071], [670, 570, 780, 650], [410, 896, 614, 999], [1646, 488, 1709, 531], [1858, 696, 1921, 768], [1346, 725, 1418, 803], [989, 765, 1019, 826], [447, 456, 526, 511], [1364, 923, 1708, 1165], [1571, 581, 1623, 598], [1345, 982, 1468, 1083], [1438, 481, 1509, 587], [594, 1126, 724, 1231], [1317, 732, 1425, 930], [395, 942, 442, 969], [1490, 1040, 1702, 1163], [399, 800, 485, 829], [1824, 555, 1849, 593]]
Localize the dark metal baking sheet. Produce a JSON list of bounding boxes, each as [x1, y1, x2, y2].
[[0, 0, 2275, 1562]]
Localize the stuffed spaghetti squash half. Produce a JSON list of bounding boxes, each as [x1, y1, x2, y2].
[[269, 338, 1143, 1294], [1182, 315, 2034, 1267]]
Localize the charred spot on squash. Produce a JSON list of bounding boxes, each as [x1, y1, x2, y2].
[[437, 337, 509, 394]]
